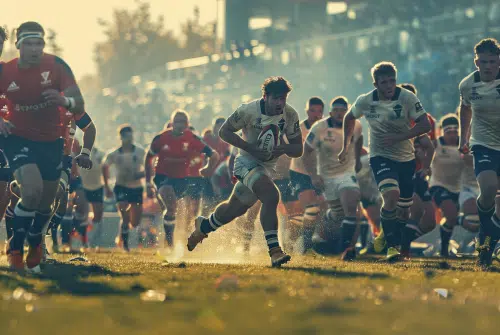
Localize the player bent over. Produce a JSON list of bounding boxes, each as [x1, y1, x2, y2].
[[187, 77, 302, 267]]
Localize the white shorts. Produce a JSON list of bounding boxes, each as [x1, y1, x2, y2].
[[233, 155, 271, 206], [324, 172, 360, 201], [459, 185, 479, 208]]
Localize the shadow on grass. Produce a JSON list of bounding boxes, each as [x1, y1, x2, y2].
[[284, 266, 389, 279], [0, 261, 140, 296]]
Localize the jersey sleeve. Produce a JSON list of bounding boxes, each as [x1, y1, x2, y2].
[[227, 105, 247, 131], [285, 108, 301, 140], [353, 120, 363, 141], [459, 78, 471, 107], [192, 134, 213, 156], [74, 112, 92, 130], [350, 94, 367, 119], [305, 123, 320, 148], [406, 91, 427, 121], [55, 56, 77, 91], [149, 135, 162, 155], [103, 150, 116, 166]]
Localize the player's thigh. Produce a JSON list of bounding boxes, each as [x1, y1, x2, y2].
[[369, 156, 400, 202], [439, 199, 459, 221], [397, 159, 416, 209], [129, 203, 143, 227], [158, 184, 177, 211], [336, 175, 360, 214], [252, 175, 279, 205], [38, 180, 61, 210]]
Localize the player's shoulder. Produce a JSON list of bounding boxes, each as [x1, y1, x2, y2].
[[45, 53, 75, 76], [236, 98, 260, 114], [0, 58, 18, 74], [311, 117, 327, 131], [284, 103, 298, 117], [459, 71, 478, 90], [397, 86, 418, 103], [355, 90, 374, 105], [106, 147, 121, 156]]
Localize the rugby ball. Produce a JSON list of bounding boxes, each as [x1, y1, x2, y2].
[[257, 124, 281, 154]]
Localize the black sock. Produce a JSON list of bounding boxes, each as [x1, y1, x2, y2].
[[200, 213, 225, 235], [163, 214, 175, 247], [380, 208, 398, 248], [74, 216, 88, 245], [121, 222, 130, 250], [359, 219, 369, 248], [341, 216, 357, 251], [477, 200, 495, 235], [61, 214, 73, 245], [27, 211, 52, 247], [264, 230, 280, 251], [440, 221, 454, 256], [401, 220, 423, 252], [5, 206, 15, 240], [9, 203, 36, 253], [50, 213, 63, 247]]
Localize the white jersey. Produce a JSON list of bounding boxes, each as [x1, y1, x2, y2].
[[461, 154, 478, 191], [290, 119, 313, 174], [429, 137, 464, 193], [79, 148, 105, 191], [273, 154, 292, 180], [459, 70, 500, 151], [305, 117, 362, 178], [356, 154, 379, 198], [227, 98, 301, 171], [103, 145, 146, 188], [351, 87, 427, 162]]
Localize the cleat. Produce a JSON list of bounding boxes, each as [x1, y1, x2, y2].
[[7, 250, 25, 271], [373, 230, 387, 254], [386, 247, 401, 262], [400, 249, 411, 261], [340, 247, 356, 261], [187, 217, 208, 251], [269, 247, 291, 267], [477, 236, 493, 269], [360, 241, 379, 255], [26, 265, 41, 274], [26, 244, 43, 269]]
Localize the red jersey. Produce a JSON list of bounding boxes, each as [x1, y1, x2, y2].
[[414, 114, 436, 171], [0, 54, 77, 141], [150, 129, 211, 178], [188, 154, 205, 177], [203, 131, 230, 167]]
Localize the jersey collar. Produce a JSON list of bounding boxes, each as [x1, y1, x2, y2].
[[372, 86, 401, 101], [304, 119, 311, 130], [473, 69, 500, 82]]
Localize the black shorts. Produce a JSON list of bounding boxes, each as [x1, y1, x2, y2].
[[471, 145, 500, 177], [413, 172, 432, 202], [154, 174, 188, 198], [275, 178, 298, 203], [429, 186, 459, 208], [114, 185, 144, 204], [369, 156, 416, 208], [186, 177, 206, 200], [289, 170, 322, 196], [3, 135, 63, 181], [85, 187, 104, 204], [69, 176, 83, 194], [0, 150, 12, 182]]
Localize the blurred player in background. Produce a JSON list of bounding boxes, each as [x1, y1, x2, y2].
[[304, 96, 363, 261], [102, 125, 146, 252]]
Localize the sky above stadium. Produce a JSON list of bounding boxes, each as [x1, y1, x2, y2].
[[2, 0, 219, 79]]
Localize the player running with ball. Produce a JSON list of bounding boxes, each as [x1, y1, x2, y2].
[[187, 77, 302, 267]]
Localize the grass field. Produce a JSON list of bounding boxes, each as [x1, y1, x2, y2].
[[1, 250, 500, 335]]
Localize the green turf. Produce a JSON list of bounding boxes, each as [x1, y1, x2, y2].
[[1, 252, 500, 335]]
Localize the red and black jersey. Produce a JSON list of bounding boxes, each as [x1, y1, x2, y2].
[[150, 128, 213, 178], [0, 54, 77, 141]]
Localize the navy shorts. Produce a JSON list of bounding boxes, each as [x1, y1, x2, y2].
[[154, 174, 188, 198], [84, 187, 104, 204], [413, 172, 432, 202], [0, 150, 12, 182], [114, 185, 144, 204], [275, 178, 298, 203], [429, 185, 459, 208], [186, 177, 206, 200], [369, 156, 416, 207], [472, 145, 500, 177], [3, 135, 64, 181], [289, 170, 321, 196]]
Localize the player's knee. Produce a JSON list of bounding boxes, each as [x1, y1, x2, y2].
[[378, 179, 399, 208], [479, 183, 497, 203], [261, 188, 280, 207], [20, 184, 43, 208]]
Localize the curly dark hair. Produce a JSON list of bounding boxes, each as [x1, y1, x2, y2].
[[261, 76, 292, 96], [474, 38, 500, 56], [400, 83, 417, 95]]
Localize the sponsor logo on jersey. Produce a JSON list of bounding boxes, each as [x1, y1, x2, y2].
[[41, 71, 52, 86], [415, 102, 424, 112], [470, 87, 481, 101], [366, 105, 379, 119], [182, 142, 189, 151], [7, 82, 20, 92], [15, 101, 54, 112]]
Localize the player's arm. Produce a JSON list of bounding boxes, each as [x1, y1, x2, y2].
[[354, 126, 364, 173], [459, 104, 472, 149], [400, 114, 432, 141], [199, 146, 220, 177], [145, 136, 160, 187], [341, 111, 357, 154], [276, 112, 303, 158], [75, 112, 96, 156], [101, 152, 115, 197], [219, 120, 250, 152], [302, 129, 324, 190], [417, 134, 435, 172]]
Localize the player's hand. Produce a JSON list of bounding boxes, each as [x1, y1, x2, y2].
[[199, 166, 211, 178], [105, 186, 114, 199], [311, 174, 325, 191], [418, 168, 431, 178], [74, 154, 92, 170], [338, 148, 348, 164], [459, 139, 470, 154], [0, 118, 14, 137], [355, 159, 362, 173], [42, 89, 67, 107], [272, 145, 287, 158], [146, 183, 156, 199], [248, 145, 272, 161]]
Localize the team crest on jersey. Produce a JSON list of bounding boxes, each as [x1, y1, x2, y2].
[[41, 71, 52, 85], [278, 118, 286, 132], [182, 142, 189, 151], [392, 104, 403, 119], [162, 144, 170, 151]]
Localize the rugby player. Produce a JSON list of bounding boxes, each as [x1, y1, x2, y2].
[[145, 111, 219, 249], [0, 21, 86, 270], [458, 38, 500, 267], [288, 97, 325, 251], [303, 96, 363, 261], [102, 125, 146, 252], [187, 76, 302, 267], [340, 62, 432, 261]]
